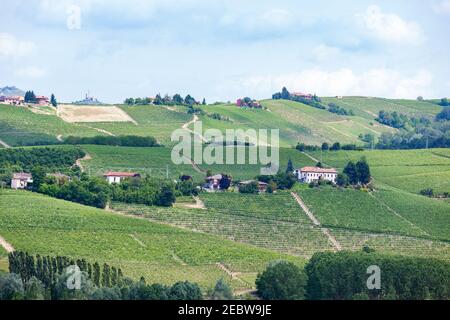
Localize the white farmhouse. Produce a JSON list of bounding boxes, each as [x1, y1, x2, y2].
[[295, 166, 338, 184], [11, 173, 33, 189], [104, 171, 140, 184]]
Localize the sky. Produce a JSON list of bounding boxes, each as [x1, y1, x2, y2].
[[0, 0, 449, 103]]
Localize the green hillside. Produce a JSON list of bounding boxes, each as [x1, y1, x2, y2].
[[307, 148, 450, 194], [113, 190, 450, 262], [0, 190, 304, 289], [83, 105, 192, 144], [197, 100, 396, 147], [1, 97, 440, 148], [298, 186, 450, 240], [321, 97, 442, 120], [0, 104, 100, 146]]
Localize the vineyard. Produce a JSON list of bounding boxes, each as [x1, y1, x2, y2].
[[0, 190, 304, 290], [79, 145, 203, 180], [321, 97, 442, 121], [113, 190, 450, 262], [196, 99, 396, 147], [308, 148, 450, 194], [112, 192, 335, 259]]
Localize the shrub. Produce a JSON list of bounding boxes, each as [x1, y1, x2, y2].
[[419, 188, 434, 197], [256, 261, 307, 300], [208, 278, 233, 300]]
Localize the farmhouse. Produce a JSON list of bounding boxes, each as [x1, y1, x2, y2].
[[35, 95, 49, 105], [291, 92, 313, 100], [0, 95, 24, 105], [295, 166, 338, 183], [204, 174, 222, 190], [238, 180, 268, 193], [11, 173, 33, 189], [104, 171, 141, 184]]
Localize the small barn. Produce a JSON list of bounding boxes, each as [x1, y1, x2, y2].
[[11, 173, 33, 189], [104, 172, 141, 184], [238, 180, 268, 193]]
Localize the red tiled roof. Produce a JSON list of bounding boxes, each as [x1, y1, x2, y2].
[[12, 173, 32, 180], [300, 167, 338, 174], [104, 172, 140, 177]]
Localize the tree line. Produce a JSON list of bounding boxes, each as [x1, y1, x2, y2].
[[124, 93, 205, 106], [0, 146, 85, 171], [65, 135, 160, 147], [1, 251, 202, 300], [255, 250, 450, 300]]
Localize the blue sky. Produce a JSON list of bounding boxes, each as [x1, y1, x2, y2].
[[0, 0, 449, 103]]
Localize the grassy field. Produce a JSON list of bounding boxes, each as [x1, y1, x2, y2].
[[196, 100, 395, 147], [83, 105, 192, 145], [321, 97, 442, 121], [0, 104, 101, 146], [0, 190, 306, 290], [79, 145, 203, 180], [0, 104, 191, 146], [308, 148, 450, 194]]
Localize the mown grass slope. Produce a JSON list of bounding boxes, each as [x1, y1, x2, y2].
[[321, 97, 442, 121], [0, 104, 100, 146], [85, 105, 192, 145], [0, 190, 304, 289], [197, 100, 395, 147]]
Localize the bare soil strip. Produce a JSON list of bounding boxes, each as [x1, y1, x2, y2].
[[80, 124, 116, 136], [170, 251, 187, 266], [182, 114, 208, 143], [0, 235, 15, 253], [291, 192, 342, 251], [0, 139, 11, 148], [216, 262, 246, 285], [58, 104, 135, 123], [75, 153, 92, 173], [129, 234, 146, 247], [182, 196, 206, 210]]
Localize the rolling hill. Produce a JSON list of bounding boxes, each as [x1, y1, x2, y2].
[[0, 96, 448, 291]]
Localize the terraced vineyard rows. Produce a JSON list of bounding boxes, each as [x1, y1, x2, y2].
[[112, 193, 336, 258], [329, 228, 450, 261], [0, 190, 303, 289]]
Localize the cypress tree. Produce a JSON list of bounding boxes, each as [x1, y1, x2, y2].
[[356, 158, 371, 185], [93, 262, 101, 287], [102, 263, 111, 287], [343, 161, 358, 185], [111, 267, 118, 286]]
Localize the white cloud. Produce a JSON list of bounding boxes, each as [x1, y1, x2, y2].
[[312, 44, 341, 62], [219, 8, 296, 34], [433, 0, 450, 14], [238, 68, 433, 99], [357, 5, 425, 45], [15, 66, 47, 78], [0, 33, 36, 57]]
